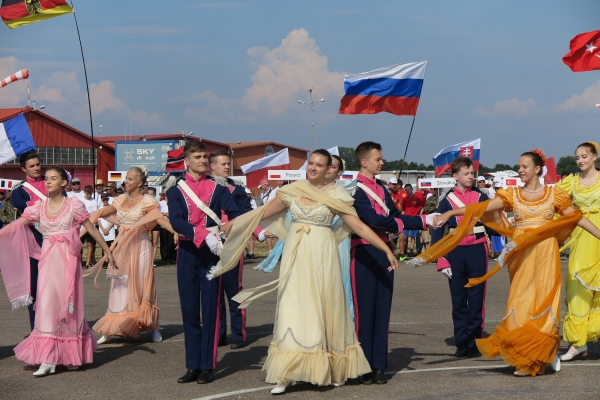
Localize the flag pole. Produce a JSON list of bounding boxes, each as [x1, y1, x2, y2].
[[398, 115, 417, 176], [70, 1, 96, 185]]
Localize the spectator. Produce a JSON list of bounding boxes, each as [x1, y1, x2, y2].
[[0, 189, 16, 228], [476, 176, 490, 196], [80, 185, 98, 268], [94, 179, 105, 208], [147, 187, 160, 266], [68, 178, 85, 200], [98, 193, 116, 269], [400, 183, 423, 259], [105, 182, 117, 201]]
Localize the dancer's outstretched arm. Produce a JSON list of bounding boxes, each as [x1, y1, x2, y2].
[[339, 212, 398, 271], [562, 206, 600, 240], [82, 219, 117, 266], [220, 198, 286, 238], [433, 197, 504, 228]]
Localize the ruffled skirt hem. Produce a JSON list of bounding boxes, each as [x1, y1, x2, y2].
[[93, 304, 159, 339], [14, 324, 97, 367], [262, 342, 371, 385], [477, 323, 559, 376]]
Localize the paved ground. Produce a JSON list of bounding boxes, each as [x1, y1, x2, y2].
[[1, 258, 600, 399]]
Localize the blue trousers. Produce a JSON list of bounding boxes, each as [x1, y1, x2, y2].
[[177, 241, 222, 371], [218, 260, 246, 343], [351, 244, 394, 370], [28, 228, 42, 331], [446, 243, 488, 350]]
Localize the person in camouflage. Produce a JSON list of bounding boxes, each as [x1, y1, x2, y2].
[[0, 190, 17, 228]]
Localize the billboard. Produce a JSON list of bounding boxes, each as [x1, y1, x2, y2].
[[114, 140, 175, 176]]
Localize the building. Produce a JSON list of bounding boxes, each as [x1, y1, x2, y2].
[[229, 141, 309, 177], [0, 107, 113, 187]]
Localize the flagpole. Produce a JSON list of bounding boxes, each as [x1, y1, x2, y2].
[[398, 115, 417, 176], [70, 1, 96, 185]]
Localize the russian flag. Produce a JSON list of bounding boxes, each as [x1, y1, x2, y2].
[[432, 139, 481, 176], [339, 61, 427, 116], [241, 148, 290, 188], [0, 114, 36, 165]]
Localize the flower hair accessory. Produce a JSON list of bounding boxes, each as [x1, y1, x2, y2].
[[589, 141, 599, 153], [63, 169, 72, 185], [530, 149, 546, 165], [138, 165, 150, 177]]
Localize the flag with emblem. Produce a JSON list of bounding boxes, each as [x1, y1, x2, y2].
[[562, 30, 600, 72], [432, 138, 481, 176], [0, 0, 73, 29]]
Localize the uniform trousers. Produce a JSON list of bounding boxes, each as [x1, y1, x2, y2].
[[177, 241, 222, 370], [218, 260, 247, 343], [446, 242, 488, 350], [351, 243, 394, 370], [28, 228, 42, 331]]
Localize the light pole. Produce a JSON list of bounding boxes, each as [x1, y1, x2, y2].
[[298, 88, 324, 151]]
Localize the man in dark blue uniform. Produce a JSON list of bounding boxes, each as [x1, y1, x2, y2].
[[11, 150, 47, 331], [431, 156, 489, 358], [168, 141, 240, 385], [209, 150, 253, 350], [351, 142, 430, 385]]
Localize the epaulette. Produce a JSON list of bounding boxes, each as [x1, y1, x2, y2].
[[212, 175, 229, 187], [337, 179, 358, 196]]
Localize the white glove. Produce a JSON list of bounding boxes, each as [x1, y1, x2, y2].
[[258, 230, 267, 242], [218, 230, 226, 240], [390, 233, 398, 240], [439, 267, 452, 279], [426, 213, 442, 228], [205, 233, 223, 256]]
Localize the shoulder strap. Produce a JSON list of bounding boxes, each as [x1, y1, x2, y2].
[[357, 182, 389, 216], [446, 192, 465, 208], [178, 181, 222, 226], [22, 182, 47, 201]]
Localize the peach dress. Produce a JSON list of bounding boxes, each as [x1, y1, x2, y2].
[[14, 198, 97, 367], [93, 195, 159, 338], [477, 186, 571, 376]]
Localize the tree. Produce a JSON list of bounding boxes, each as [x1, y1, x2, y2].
[[338, 147, 358, 170], [556, 156, 579, 175]]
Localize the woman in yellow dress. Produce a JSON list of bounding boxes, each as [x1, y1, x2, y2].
[[557, 141, 600, 361], [429, 150, 600, 376]]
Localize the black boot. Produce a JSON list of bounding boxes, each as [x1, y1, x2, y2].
[[359, 372, 373, 385], [197, 369, 215, 384], [454, 347, 469, 357], [373, 369, 387, 384], [230, 341, 247, 349], [177, 369, 200, 383]]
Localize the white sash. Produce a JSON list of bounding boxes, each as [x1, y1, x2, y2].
[[357, 182, 390, 216], [177, 181, 222, 226], [22, 182, 47, 202]]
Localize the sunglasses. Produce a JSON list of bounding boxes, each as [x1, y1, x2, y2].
[[73, 182, 80, 185]]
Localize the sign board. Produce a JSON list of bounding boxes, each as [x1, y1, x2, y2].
[[0, 178, 21, 190], [418, 178, 456, 188], [108, 171, 127, 182], [115, 140, 175, 176], [268, 170, 306, 180]]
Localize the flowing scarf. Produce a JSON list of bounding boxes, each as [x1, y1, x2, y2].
[[407, 200, 582, 287]]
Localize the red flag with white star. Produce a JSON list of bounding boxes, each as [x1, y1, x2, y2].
[[562, 30, 600, 72]]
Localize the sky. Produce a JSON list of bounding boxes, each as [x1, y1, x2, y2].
[[1, 0, 600, 167]]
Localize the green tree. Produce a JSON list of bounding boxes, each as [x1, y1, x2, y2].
[[338, 146, 358, 170], [556, 156, 579, 175]]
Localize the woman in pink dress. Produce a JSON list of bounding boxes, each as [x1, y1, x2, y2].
[[1, 168, 116, 377], [90, 167, 176, 344]]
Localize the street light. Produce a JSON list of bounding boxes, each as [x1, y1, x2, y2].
[[298, 88, 324, 151]]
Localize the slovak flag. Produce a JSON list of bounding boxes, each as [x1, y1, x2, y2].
[[432, 138, 481, 176], [241, 148, 290, 188], [0, 114, 36, 165], [339, 61, 427, 116]]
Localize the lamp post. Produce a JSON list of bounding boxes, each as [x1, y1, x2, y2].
[[298, 88, 324, 151]]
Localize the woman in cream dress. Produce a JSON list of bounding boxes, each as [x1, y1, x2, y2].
[[215, 150, 398, 394]]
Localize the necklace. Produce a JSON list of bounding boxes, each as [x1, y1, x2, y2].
[[127, 192, 144, 201], [522, 185, 544, 193], [580, 172, 599, 187], [47, 196, 65, 214], [317, 183, 329, 191]]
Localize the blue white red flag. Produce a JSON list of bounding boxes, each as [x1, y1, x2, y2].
[[0, 114, 36, 165], [433, 139, 481, 176], [339, 61, 427, 116]]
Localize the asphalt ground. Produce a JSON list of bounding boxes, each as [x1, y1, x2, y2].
[[2, 258, 600, 400]]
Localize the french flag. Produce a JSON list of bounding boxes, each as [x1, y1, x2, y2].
[[241, 148, 290, 188], [433, 139, 481, 176], [339, 61, 427, 116], [0, 114, 36, 165]]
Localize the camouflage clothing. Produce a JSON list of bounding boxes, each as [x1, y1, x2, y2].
[[423, 194, 439, 214], [0, 197, 17, 225]]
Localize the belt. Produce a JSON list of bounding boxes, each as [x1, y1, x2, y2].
[[450, 226, 486, 235]]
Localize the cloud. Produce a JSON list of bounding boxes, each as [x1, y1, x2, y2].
[[182, 29, 344, 124], [101, 25, 184, 35], [556, 79, 600, 112], [473, 97, 539, 117], [0, 56, 164, 129]]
